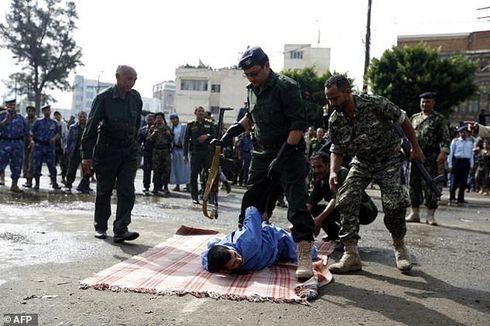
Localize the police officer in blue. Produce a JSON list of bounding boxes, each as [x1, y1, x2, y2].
[[0, 99, 32, 192], [31, 104, 61, 190]]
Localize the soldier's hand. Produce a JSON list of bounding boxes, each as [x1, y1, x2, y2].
[[197, 134, 209, 143], [329, 172, 338, 192], [82, 159, 93, 175], [436, 152, 447, 165]]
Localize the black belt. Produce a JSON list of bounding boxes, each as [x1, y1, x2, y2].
[[0, 136, 23, 140]]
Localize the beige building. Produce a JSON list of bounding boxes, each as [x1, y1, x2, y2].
[[174, 65, 249, 124], [152, 80, 176, 115], [398, 31, 490, 125], [283, 44, 331, 74]]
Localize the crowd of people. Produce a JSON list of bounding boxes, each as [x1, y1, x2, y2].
[[2, 49, 490, 280]]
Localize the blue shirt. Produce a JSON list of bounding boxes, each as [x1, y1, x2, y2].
[[201, 207, 318, 272], [448, 137, 474, 169], [32, 118, 59, 143], [0, 112, 29, 139]]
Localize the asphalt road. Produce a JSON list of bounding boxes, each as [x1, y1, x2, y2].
[[0, 170, 489, 326]]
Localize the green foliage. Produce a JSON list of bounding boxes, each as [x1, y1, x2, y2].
[[0, 0, 83, 112], [368, 43, 478, 117], [281, 67, 355, 128]]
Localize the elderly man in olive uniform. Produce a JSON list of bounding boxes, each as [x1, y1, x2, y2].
[[183, 106, 216, 204], [325, 74, 425, 274], [216, 46, 315, 280], [81, 65, 143, 243], [406, 92, 450, 226]]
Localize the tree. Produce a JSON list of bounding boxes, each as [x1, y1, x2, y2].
[[0, 0, 83, 113], [368, 44, 478, 117]]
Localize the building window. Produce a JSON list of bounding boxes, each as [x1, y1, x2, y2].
[[211, 84, 221, 93], [210, 106, 220, 117], [290, 51, 304, 59], [468, 100, 478, 113], [181, 79, 208, 91]]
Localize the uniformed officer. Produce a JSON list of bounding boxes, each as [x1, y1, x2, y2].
[[183, 106, 216, 204], [137, 113, 154, 194], [325, 74, 425, 274], [81, 65, 143, 243], [148, 112, 173, 195], [22, 105, 37, 188], [65, 111, 90, 193], [406, 92, 450, 225], [31, 104, 61, 190], [216, 46, 315, 280], [0, 99, 32, 192]]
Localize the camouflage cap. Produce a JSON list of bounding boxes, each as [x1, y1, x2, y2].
[[238, 46, 269, 69]]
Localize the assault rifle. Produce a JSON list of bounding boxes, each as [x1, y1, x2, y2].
[[392, 123, 445, 198]]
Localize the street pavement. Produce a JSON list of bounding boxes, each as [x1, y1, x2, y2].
[[0, 168, 489, 325]]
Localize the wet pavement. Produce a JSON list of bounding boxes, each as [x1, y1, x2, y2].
[[0, 169, 489, 325]]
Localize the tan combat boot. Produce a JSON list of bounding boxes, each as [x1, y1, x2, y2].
[[296, 240, 313, 279], [10, 179, 22, 193], [405, 207, 420, 223], [328, 239, 362, 274], [393, 236, 412, 272], [426, 209, 437, 226]]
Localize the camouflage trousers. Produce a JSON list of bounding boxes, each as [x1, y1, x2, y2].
[[0, 139, 24, 179], [408, 154, 440, 209], [152, 148, 171, 188], [337, 155, 410, 241], [23, 144, 33, 179]]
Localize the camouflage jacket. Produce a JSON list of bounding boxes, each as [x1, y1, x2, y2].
[[329, 94, 405, 164], [410, 111, 450, 155]]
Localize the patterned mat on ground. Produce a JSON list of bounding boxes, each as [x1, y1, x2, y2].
[[80, 225, 335, 305]]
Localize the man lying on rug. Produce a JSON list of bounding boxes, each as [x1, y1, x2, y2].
[[201, 206, 318, 273]]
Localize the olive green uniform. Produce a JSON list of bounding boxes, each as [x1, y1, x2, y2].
[[329, 94, 409, 241], [149, 124, 173, 190], [409, 111, 450, 209], [241, 70, 314, 242], [183, 119, 216, 201], [81, 86, 143, 235]]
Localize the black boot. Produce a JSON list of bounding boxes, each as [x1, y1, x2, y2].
[[51, 177, 61, 190], [33, 177, 40, 190], [23, 178, 32, 188]]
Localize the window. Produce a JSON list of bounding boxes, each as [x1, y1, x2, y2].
[[210, 106, 220, 117], [290, 51, 304, 59], [468, 100, 478, 113], [211, 84, 221, 93], [180, 79, 208, 91]]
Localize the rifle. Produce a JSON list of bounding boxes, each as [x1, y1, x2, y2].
[[392, 123, 445, 198], [202, 107, 233, 219]]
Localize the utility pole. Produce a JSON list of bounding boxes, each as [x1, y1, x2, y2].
[[362, 0, 372, 94]]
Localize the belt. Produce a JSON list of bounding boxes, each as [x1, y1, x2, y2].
[[0, 136, 23, 140], [256, 142, 283, 151]]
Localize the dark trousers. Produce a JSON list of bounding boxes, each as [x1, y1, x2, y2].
[[239, 152, 314, 242], [190, 150, 211, 200], [310, 204, 341, 240], [142, 150, 152, 190], [93, 143, 138, 235], [65, 150, 90, 189], [450, 158, 471, 202]]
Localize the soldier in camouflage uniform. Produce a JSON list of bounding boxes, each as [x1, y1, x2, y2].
[[325, 75, 425, 274], [31, 104, 61, 190], [183, 106, 216, 204], [149, 112, 173, 195], [216, 46, 315, 280], [0, 99, 32, 192], [22, 106, 37, 188], [406, 92, 450, 226]]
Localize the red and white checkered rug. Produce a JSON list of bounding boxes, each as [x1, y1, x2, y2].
[[80, 226, 334, 305]]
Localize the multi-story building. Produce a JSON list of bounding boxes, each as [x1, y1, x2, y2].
[[71, 75, 112, 115], [174, 65, 249, 124], [398, 31, 490, 125], [283, 44, 331, 74], [152, 80, 176, 116]]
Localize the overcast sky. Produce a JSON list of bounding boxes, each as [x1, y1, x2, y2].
[[1, 0, 489, 108]]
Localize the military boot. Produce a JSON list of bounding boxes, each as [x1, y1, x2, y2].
[[296, 240, 313, 279], [426, 209, 437, 226], [328, 239, 362, 274], [0, 172, 4, 185], [10, 179, 22, 193], [405, 207, 420, 223], [23, 178, 32, 188], [392, 236, 412, 272], [51, 177, 61, 190], [33, 177, 40, 190]]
